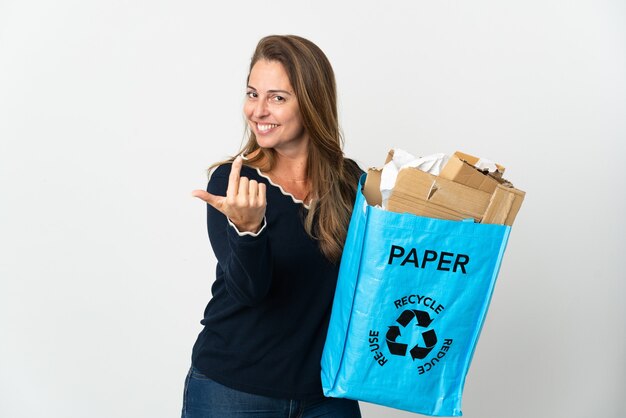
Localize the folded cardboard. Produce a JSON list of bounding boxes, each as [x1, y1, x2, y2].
[[363, 150, 525, 226], [439, 151, 504, 194], [482, 185, 525, 225], [449, 151, 505, 173]]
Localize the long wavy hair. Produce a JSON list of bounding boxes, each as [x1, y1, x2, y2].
[[210, 35, 361, 264]]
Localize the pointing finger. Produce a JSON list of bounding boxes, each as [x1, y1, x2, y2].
[[227, 156, 243, 198]]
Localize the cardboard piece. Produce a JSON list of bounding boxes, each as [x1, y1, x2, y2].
[[362, 150, 525, 226], [362, 168, 382, 206], [439, 152, 503, 193], [451, 151, 505, 173], [482, 184, 525, 225]]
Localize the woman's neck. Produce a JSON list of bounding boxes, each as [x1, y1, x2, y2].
[[247, 148, 308, 182], [246, 148, 311, 202], [270, 156, 308, 182]]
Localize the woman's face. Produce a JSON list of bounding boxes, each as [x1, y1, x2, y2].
[[244, 60, 308, 154]]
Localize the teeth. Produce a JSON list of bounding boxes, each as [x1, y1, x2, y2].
[[257, 123, 278, 131]]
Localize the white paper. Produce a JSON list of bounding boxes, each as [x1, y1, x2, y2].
[[380, 149, 450, 209], [474, 158, 499, 173]]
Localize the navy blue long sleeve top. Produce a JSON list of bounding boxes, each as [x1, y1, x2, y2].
[[191, 162, 357, 400]]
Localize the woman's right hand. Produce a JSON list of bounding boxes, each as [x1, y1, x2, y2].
[[192, 156, 267, 233]]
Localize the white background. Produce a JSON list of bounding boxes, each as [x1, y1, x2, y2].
[[1, 1, 624, 417]]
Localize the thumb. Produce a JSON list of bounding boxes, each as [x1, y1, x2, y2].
[[191, 190, 224, 210]]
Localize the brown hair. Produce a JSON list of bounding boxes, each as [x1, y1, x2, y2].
[[211, 34, 361, 264]]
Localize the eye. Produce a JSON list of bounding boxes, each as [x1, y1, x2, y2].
[[246, 91, 258, 99], [271, 95, 285, 103]]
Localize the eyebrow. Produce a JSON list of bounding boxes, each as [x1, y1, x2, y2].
[[247, 85, 294, 95]]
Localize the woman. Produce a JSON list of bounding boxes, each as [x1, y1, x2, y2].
[[184, 35, 363, 418]]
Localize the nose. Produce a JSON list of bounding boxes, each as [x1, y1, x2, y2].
[[253, 98, 269, 119]]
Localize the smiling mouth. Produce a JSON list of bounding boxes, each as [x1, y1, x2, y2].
[[256, 123, 279, 133]]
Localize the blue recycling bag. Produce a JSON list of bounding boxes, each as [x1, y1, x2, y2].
[[321, 174, 511, 416]]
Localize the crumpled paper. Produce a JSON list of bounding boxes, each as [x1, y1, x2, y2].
[[380, 149, 449, 210], [472, 158, 499, 173]]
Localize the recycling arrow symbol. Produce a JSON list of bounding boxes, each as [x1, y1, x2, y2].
[[386, 309, 438, 360]]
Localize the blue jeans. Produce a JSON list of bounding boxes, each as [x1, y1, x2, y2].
[[181, 366, 361, 418]]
